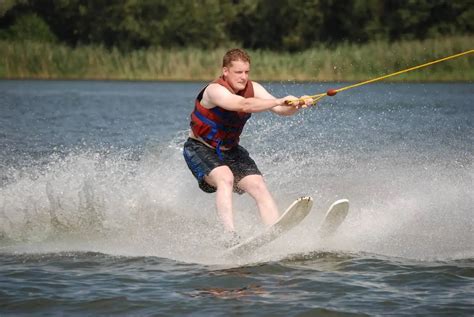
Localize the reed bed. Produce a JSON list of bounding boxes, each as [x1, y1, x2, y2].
[[1, 36, 472, 81]]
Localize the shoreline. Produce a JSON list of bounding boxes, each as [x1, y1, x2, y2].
[[1, 36, 472, 82]]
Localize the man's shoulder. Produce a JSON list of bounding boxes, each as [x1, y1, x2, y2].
[[207, 82, 229, 91], [250, 80, 263, 89], [201, 83, 230, 108], [251, 81, 273, 98], [205, 82, 233, 98]]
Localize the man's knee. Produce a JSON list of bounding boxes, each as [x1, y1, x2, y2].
[[239, 175, 268, 194], [207, 166, 234, 189]]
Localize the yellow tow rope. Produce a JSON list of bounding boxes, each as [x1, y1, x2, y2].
[[293, 49, 474, 106]]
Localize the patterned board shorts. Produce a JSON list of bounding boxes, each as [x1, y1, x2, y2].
[[183, 138, 261, 194]]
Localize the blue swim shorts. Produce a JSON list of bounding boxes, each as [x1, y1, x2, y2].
[[183, 138, 261, 193]]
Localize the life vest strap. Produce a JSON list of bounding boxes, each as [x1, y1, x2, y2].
[[193, 108, 242, 133]]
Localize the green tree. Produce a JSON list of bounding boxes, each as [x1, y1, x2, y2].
[[0, 0, 472, 51], [0, 12, 56, 42], [383, 0, 474, 41], [228, 0, 325, 51]]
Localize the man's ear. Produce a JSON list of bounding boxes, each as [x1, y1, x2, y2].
[[222, 67, 229, 77]]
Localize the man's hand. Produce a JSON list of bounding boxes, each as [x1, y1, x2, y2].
[[283, 95, 315, 108], [277, 95, 300, 107], [299, 95, 315, 107], [272, 95, 315, 116]]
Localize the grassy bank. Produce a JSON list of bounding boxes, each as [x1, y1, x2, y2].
[[1, 36, 472, 81]]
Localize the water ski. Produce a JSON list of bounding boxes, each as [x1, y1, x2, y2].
[[318, 199, 349, 237], [225, 196, 313, 256]]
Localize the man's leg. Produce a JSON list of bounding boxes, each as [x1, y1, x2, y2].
[[204, 166, 236, 232], [237, 175, 279, 226]]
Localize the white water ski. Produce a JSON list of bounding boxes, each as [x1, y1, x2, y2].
[[225, 196, 313, 256], [318, 199, 349, 237]]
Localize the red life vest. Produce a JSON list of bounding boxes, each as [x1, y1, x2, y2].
[[190, 77, 254, 149]]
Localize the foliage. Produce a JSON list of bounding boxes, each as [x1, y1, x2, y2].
[[0, 0, 472, 51], [1, 35, 472, 81], [0, 12, 56, 42]]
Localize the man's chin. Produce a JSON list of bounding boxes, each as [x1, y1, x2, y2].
[[235, 83, 246, 91]]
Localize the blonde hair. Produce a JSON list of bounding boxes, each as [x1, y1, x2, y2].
[[222, 48, 251, 67]]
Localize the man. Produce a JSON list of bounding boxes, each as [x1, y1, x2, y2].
[[183, 48, 313, 245]]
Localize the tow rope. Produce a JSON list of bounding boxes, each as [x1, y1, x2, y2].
[[292, 49, 473, 106]]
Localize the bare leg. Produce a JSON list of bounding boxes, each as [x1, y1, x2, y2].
[[237, 175, 279, 226], [204, 166, 235, 232]]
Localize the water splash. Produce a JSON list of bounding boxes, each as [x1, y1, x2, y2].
[[1, 105, 472, 264]]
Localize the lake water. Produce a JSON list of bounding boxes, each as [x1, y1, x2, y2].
[[0, 80, 473, 316]]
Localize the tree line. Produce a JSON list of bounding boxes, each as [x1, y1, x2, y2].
[[1, 0, 473, 52]]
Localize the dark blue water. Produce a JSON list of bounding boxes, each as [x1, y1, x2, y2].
[[0, 80, 473, 315]]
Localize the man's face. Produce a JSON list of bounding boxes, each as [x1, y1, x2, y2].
[[223, 60, 250, 92]]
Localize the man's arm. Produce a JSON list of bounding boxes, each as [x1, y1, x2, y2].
[[201, 83, 296, 113], [252, 82, 302, 116]]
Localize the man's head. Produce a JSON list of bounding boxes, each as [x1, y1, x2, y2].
[[222, 48, 251, 92]]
